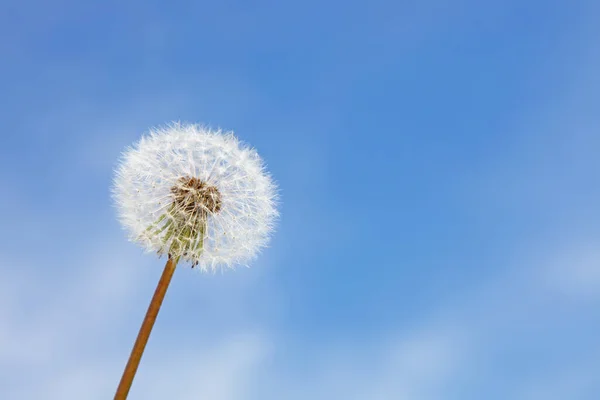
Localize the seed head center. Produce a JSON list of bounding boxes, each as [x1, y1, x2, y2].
[[171, 176, 222, 215]]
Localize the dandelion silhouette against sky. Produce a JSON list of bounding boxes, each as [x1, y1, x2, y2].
[[111, 123, 278, 399]]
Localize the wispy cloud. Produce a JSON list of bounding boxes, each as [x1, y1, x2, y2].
[[2, 1, 600, 399]]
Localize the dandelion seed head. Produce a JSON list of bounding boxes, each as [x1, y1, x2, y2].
[[112, 123, 279, 271]]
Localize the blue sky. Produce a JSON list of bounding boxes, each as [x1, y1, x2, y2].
[[1, 0, 600, 399]]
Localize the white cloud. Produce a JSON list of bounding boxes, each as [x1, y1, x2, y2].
[[3, 3, 600, 399], [0, 236, 270, 400], [2, 199, 599, 400], [540, 242, 600, 300], [130, 334, 268, 400]]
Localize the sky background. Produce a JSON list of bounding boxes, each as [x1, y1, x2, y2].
[[1, 0, 600, 399]]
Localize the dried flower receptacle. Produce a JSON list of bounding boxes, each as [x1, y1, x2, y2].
[[150, 176, 223, 267]]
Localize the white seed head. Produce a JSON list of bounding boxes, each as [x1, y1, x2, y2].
[[112, 123, 279, 271]]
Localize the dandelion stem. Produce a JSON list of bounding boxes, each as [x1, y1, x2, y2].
[[114, 256, 177, 400]]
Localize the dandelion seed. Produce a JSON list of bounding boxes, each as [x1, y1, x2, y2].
[[111, 122, 279, 399], [113, 122, 278, 270]]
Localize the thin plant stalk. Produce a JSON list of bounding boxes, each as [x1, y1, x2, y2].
[[114, 256, 178, 400]]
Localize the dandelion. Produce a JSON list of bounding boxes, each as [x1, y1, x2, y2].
[[112, 123, 278, 399]]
